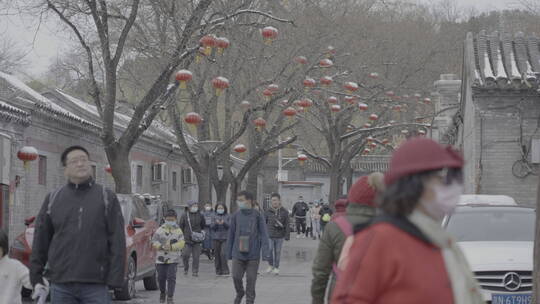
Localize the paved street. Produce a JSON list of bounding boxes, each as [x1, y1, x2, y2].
[[120, 237, 317, 304]]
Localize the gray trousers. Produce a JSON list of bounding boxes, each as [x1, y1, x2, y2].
[[232, 259, 259, 304], [182, 243, 202, 274], [156, 263, 177, 297]]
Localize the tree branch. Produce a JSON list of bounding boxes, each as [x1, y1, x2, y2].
[[112, 0, 140, 67], [206, 9, 295, 27]]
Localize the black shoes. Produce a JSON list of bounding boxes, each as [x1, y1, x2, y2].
[[160, 293, 166, 303]]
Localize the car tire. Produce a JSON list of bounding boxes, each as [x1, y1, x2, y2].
[[143, 270, 159, 291], [114, 256, 136, 300]]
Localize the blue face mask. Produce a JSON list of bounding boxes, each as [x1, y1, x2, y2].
[[165, 220, 176, 226], [237, 201, 249, 209], [217, 209, 225, 214]]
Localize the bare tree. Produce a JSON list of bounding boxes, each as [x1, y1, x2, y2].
[[0, 35, 27, 73]]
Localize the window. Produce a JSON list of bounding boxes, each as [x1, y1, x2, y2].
[[38, 155, 47, 185], [136, 165, 143, 187], [172, 171, 177, 191], [91, 165, 97, 179], [152, 162, 166, 181], [181, 168, 192, 184]]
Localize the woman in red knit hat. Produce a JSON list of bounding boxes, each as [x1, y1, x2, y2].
[[331, 138, 483, 304], [311, 172, 383, 304]]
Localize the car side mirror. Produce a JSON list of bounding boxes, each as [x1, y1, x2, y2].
[[132, 217, 145, 228], [25, 216, 36, 226]]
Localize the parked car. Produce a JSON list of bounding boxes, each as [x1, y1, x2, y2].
[[444, 203, 534, 304], [10, 194, 159, 300]]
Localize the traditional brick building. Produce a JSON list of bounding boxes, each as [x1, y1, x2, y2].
[[0, 72, 198, 241], [437, 31, 540, 206]]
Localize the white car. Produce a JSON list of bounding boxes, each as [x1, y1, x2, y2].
[[444, 203, 534, 304]]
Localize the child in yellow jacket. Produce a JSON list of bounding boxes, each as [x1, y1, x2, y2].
[[152, 210, 185, 304]]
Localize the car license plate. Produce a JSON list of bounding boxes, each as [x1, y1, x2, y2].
[[492, 294, 532, 304]]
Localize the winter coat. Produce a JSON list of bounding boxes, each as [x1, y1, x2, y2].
[[202, 210, 214, 228], [330, 216, 455, 304], [210, 214, 230, 240], [0, 256, 32, 304], [311, 204, 376, 304], [264, 207, 290, 240], [312, 206, 321, 221], [152, 223, 185, 264], [179, 211, 206, 244], [319, 206, 333, 224], [227, 209, 270, 261], [292, 201, 309, 218], [30, 178, 126, 288]]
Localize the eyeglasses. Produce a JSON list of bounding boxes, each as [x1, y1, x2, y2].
[[66, 157, 89, 166], [433, 168, 463, 185]]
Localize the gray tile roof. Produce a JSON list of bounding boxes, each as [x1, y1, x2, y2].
[[465, 30, 540, 90]]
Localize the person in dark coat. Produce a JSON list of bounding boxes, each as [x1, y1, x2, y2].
[[30, 146, 126, 303], [179, 200, 206, 277], [332, 138, 483, 304], [264, 193, 290, 275], [291, 196, 309, 238], [211, 203, 230, 276], [202, 202, 215, 260], [228, 191, 270, 304]]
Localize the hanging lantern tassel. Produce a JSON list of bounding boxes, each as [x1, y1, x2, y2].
[[215, 88, 223, 96], [23, 161, 29, 170]]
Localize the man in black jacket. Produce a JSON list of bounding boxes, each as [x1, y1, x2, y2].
[[264, 193, 290, 275], [30, 146, 126, 303], [179, 201, 206, 277], [292, 196, 309, 238]]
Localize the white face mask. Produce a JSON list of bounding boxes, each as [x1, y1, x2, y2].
[[421, 182, 463, 221], [205, 206, 211, 211], [190, 206, 199, 213]]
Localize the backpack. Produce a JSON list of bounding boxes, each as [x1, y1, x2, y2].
[[321, 213, 331, 222]]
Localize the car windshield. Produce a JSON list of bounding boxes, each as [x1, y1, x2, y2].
[[446, 208, 535, 242]]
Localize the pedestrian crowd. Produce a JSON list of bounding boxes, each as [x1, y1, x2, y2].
[[1, 137, 484, 304]]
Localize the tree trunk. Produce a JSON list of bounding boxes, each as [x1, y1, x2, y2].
[[346, 166, 354, 193], [105, 145, 132, 194], [230, 179, 239, 213], [328, 168, 343, 207], [196, 172, 211, 205], [214, 182, 229, 205], [247, 162, 262, 201], [533, 179, 540, 303]]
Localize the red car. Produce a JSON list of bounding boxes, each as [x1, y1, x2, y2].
[[10, 195, 160, 300]]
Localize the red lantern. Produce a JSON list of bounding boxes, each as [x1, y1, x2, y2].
[[327, 96, 338, 104], [268, 84, 280, 93], [261, 26, 278, 44], [330, 104, 341, 112], [414, 93, 422, 99], [418, 129, 427, 136], [370, 142, 377, 148], [297, 154, 308, 166], [175, 70, 193, 89], [343, 81, 359, 93], [385, 91, 395, 97], [254, 117, 267, 131], [298, 98, 313, 108], [369, 114, 378, 121], [263, 88, 274, 101], [215, 37, 230, 55], [280, 99, 289, 107], [184, 112, 202, 125], [393, 105, 402, 112], [294, 56, 308, 65], [283, 107, 297, 118], [17, 146, 38, 169], [212, 76, 230, 96], [326, 45, 337, 57], [423, 97, 432, 104], [382, 139, 390, 145], [297, 106, 305, 113], [344, 96, 357, 104], [364, 123, 372, 128], [358, 103, 368, 111], [368, 72, 379, 79], [105, 165, 112, 174], [200, 35, 216, 56], [303, 78, 316, 90], [241, 100, 251, 110], [234, 144, 247, 153], [366, 136, 374, 143], [319, 59, 333, 68], [320, 76, 333, 86]]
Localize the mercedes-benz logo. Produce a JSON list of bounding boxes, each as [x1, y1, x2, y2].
[[503, 272, 522, 291]]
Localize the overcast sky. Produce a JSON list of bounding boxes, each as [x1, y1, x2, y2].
[[1, 0, 523, 79]]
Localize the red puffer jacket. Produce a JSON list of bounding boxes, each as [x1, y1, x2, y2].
[[331, 219, 454, 304]]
